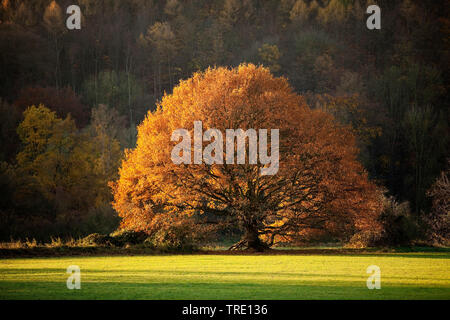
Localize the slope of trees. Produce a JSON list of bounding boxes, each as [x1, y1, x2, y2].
[[0, 0, 448, 243]]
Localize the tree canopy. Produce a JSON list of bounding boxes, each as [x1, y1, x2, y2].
[[112, 64, 382, 250]]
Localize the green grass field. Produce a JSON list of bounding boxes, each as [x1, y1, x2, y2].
[[1, 252, 449, 299]]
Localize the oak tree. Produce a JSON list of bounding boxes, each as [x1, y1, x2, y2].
[[112, 64, 382, 250]]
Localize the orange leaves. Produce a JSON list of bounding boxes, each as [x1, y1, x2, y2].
[[111, 64, 382, 242]]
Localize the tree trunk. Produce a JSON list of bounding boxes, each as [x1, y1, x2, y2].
[[229, 224, 268, 252]]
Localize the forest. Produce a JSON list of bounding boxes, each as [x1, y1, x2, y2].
[[0, 0, 448, 248]]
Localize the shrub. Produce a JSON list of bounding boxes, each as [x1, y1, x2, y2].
[[425, 163, 450, 245], [109, 230, 148, 247], [345, 231, 382, 248], [346, 195, 420, 248], [80, 233, 114, 246], [143, 215, 207, 251], [379, 196, 419, 246]]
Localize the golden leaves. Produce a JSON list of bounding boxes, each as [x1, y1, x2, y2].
[[112, 64, 382, 239]]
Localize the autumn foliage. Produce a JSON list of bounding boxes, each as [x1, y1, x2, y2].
[[0, 104, 122, 240], [112, 64, 382, 250], [14, 86, 89, 127]]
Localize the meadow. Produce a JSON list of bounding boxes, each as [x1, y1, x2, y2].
[[1, 252, 449, 299]]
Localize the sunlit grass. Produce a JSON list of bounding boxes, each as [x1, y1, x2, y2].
[[0, 253, 449, 299]]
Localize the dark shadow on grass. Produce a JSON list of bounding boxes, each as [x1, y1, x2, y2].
[[0, 280, 449, 300], [339, 253, 450, 259]]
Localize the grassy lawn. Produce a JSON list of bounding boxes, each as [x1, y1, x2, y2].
[[1, 252, 449, 299]]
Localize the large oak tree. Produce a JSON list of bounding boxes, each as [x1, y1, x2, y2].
[[112, 64, 381, 250]]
